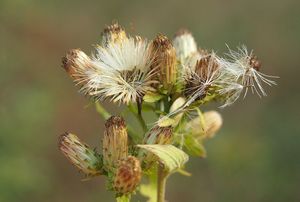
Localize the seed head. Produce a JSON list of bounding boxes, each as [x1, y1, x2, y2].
[[103, 116, 128, 171], [113, 156, 142, 194], [58, 133, 102, 176], [184, 53, 221, 101]]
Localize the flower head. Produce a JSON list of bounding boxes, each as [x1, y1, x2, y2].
[[113, 156, 142, 194], [222, 45, 277, 98], [150, 34, 177, 89], [173, 29, 198, 61], [87, 36, 157, 104], [144, 126, 173, 145], [59, 133, 102, 176], [103, 116, 128, 171], [184, 52, 222, 105], [62, 49, 95, 83]]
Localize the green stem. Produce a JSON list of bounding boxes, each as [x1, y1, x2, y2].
[[116, 194, 131, 202], [137, 113, 148, 133], [128, 104, 148, 133], [95, 102, 111, 120], [157, 163, 168, 202]]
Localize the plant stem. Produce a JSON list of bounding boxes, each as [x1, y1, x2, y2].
[[116, 194, 131, 202], [128, 103, 148, 133], [95, 102, 111, 120], [137, 112, 148, 133], [157, 163, 168, 202]]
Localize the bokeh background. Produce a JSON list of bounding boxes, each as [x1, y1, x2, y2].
[[1, 0, 299, 201]]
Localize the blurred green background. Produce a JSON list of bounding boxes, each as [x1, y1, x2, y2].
[[0, 0, 299, 201]]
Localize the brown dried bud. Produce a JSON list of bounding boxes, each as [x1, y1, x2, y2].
[[61, 49, 94, 81], [58, 133, 102, 176], [203, 111, 223, 138], [103, 116, 128, 171], [101, 23, 127, 46], [249, 54, 261, 71], [113, 156, 142, 194], [144, 126, 173, 145], [142, 126, 173, 169], [194, 54, 219, 80], [150, 34, 177, 88], [184, 53, 220, 99]]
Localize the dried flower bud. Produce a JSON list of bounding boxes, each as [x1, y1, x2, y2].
[[203, 111, 223, 138], [62, 49, 94, 81], [101, 23, 127, 46], [151, 34, 177, 88], [194, 54, 220, 81], [142, 126, 173, 169], [59, 133, 102, 176], [113, 156, 142, 194], [184, 53, 220, 99], [144, 126, 173, 145], [103, 116, 128, 171], [249, 54, 261, 71], [173, 29, 197, 60]]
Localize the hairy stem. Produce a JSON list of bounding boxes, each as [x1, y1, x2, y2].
[[157, 163, 168, 202]]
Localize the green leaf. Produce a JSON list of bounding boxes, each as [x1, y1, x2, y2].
[[143, 93, 163, 103], [137, 144, 189, 172], [157, 117, 175, 127]]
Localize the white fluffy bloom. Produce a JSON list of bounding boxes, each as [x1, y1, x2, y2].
[[79, 37, 158, 104], [221, 45, 277, 98]]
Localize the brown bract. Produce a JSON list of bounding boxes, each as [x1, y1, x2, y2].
[[113, 156, 142, 194], [61, 49, 93, 81], [150, 34, 177, 88], [101, 23, 127, 46], [103, 116, 128, 171]]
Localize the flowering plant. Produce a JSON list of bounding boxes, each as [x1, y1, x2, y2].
[[59, 23, 277, 202]]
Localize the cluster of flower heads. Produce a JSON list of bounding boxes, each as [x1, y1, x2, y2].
[[62, 23, 276, 108], [59, 23, 277, 197]]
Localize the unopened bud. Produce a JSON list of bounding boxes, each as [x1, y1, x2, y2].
[[58, 133, 102, 176], [151, 34, 177, 88], [203, 111, 223, 138], [103, 116, 128, 171], [113, 156, 142, 194], [101, 23, 127, 46], [62, 49, 94, 81], [169, 97, 186, 126], [173, 29, 197, 60]]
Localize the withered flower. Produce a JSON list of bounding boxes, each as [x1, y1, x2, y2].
[[103, 116, 128, 171], [113, 156, 142, 194], [150, 34, 177, 89], [59, 133, 102, 176]]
